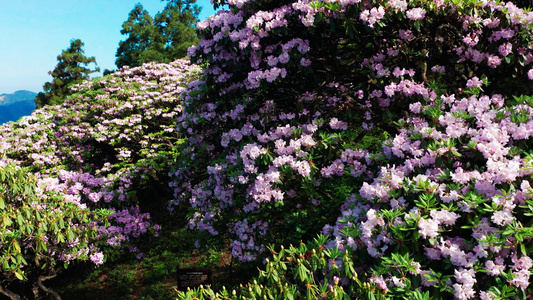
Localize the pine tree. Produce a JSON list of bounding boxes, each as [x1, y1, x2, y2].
[[115, 4, 165, 68], [115, 1, 200, 69], [156, 0, 200, 61], [36, 39, 99, 108]]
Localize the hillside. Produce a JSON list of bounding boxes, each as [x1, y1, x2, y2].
[[0, 60, 202, 298], [4, 0, 533, 299], [0, 90, 36, 124]]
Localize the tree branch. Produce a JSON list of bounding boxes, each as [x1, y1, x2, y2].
[[37, 274, 62, 300], [0, 284, 21, 300]]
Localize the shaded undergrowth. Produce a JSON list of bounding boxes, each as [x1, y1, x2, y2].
[[44, 187, 257, 300]]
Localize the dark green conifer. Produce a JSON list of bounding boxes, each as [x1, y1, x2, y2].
[[36, 39, 99, 108], [115, 1, 200, 68]]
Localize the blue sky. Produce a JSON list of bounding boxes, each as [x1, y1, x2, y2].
[[0, 0, 220, 94]]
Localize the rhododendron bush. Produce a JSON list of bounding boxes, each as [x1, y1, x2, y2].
[[0, 59, 200, 298], [175, 0, 533, 298], [0, 161, 111, 299]]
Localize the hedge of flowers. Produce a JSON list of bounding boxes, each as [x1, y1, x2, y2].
[[0, 59, 200, 298], [175, 0, 533, 298]]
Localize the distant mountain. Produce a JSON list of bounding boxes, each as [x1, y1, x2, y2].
[[0, 90, 37, 124]]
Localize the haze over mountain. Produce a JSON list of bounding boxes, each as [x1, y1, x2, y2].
[[0, 90, 37, 124]]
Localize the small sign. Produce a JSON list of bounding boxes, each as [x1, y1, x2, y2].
[[177, 265, 213, 290]]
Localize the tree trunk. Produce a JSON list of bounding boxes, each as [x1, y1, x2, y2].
[[0, 285, 21, 300]]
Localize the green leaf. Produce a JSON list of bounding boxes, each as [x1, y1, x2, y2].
[[296, 260, 308, 282], [56, 233, 65, 244], [17, 213, 24, 227], [14, 271, 24, 280], [12, 240, 21, 253], [2, 259, 9, 270], [67, 228, 76, 242]]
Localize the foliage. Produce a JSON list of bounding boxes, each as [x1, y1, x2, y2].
[[171, 0, 533, 298], [115, 1, 200, 69], [156, 0, 201, 63], [177, 236, 359, 300], [115, 4, 163, 69], [35, 39, 99, 108], [0, 59, 200, 299], [0, 161, 110, 299]]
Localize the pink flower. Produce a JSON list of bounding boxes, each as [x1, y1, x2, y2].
[[89, 252, 104, 265], [431, 65, 445, 73], [293, 160, 311, 177], [491, 209, 514, 226], [500, 28, 515, 39], [227, 0, 248, 9], [463, 34, 479, 47], [487, 55, 501, 68], [510, 270, 530, 290], [441, 94, 456, 105], [469, 49, 486, 63], [409, 102, 422, 113], [388, 0, 407, 11], [430, 210, 459, 226], [485, 260, 506, 276], [466, 76, 483, 88], [360, 6, 385, 27], [399, 29, 415, 41], [321, 159, 345, 177], [406, 7, 426, 21], [278, 52, 290, 64], [483, 18, 500, 28], [88, 192, 102, 203], [266, 55, 278, 67], [371, 275, 389, 292], [453, 281, 476, 299], [329, 118, 348, 130], [425, 246, 441, 260], [418, 217, 439, 239], [512, 255, 533, 271]]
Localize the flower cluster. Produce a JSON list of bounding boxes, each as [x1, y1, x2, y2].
[[229, 219, 268, 261], [326, 84, 533, 296], [172, 0, 533, 298]]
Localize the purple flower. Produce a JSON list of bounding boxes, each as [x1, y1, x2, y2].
[[498, 42, 513, 57], [466, 76, 483, 89], [409, 102, 422, 114], [487, 55, 501, 68], [90, 252, 104, 265], [329, 118, 348, 130]]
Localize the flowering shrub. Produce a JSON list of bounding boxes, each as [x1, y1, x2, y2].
[[0, 59, 200, 298], [172, 0, 533, 298], [0, 161, 111, 299]]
